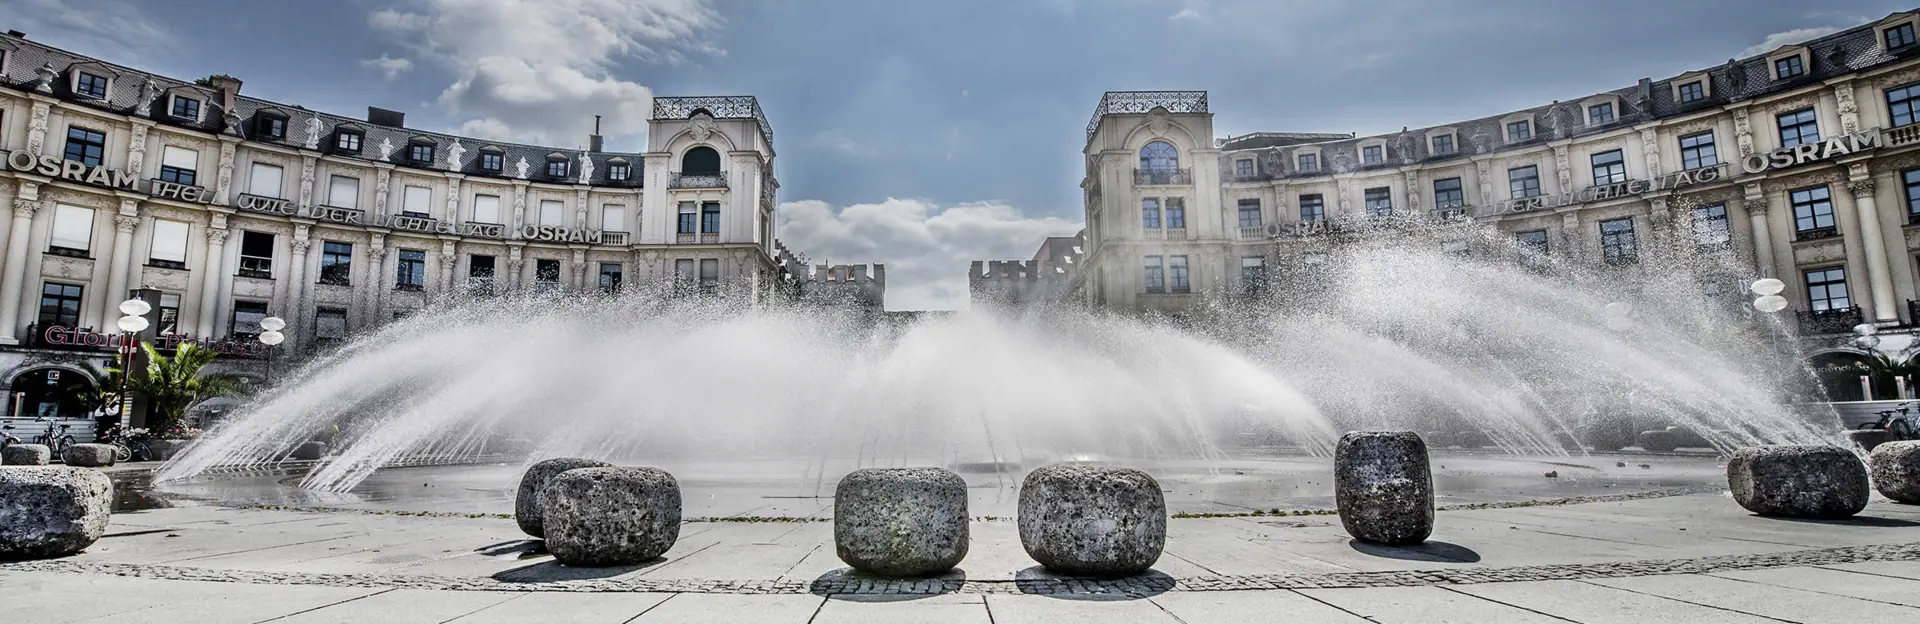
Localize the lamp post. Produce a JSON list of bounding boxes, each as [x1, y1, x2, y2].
[[114, 298, 152, 430], [258, 316, 285, 387]]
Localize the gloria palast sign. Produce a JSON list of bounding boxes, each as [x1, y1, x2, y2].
[[5, 150, 215, 203]]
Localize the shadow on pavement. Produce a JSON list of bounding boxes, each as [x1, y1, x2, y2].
[[488, 551, 669, 581], [1012, 566, 1173, 600], [810, 567, 968, 601], [1347, 539, 1482, 563], [1763, 515, 1920, 528]]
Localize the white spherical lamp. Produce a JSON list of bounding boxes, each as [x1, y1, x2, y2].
[[115, 314, 149, 333], [258, 330, 285, 346], [1750, 278, 1785, 297], [1752, 295, 1788, 313], [118, 299, 151, 317], [259, 316, 287, 332]]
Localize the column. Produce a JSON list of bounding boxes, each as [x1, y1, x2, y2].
[[1744, 198, 1776, 279], [285, 237, 311, 350], [99, 207, 141, 329], [439, 240, 459, 294], [194, 228, 230, 338], [367, 237, 389, 323], [0, 197, 42, 343], [1849, 178, 1898, 323], [507, 245, 524, 291]]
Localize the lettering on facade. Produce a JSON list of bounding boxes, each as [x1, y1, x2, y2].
[[40, 325, 258, 357], [6, 150, 139, 190], [461, 222, 506, 238], [1496, 164, 1727, 214], [519, 224, 604, 244], [147, 179, 213, 203], [1740, 127, 1883, 174], [236, 193, 298, 216]]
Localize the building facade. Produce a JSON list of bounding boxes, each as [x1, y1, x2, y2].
[[0, 31, 877, 423]]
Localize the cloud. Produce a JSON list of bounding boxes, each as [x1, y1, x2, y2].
[[360, 55, 414, 80], [1741, 26, 1841, 57], [1169, 0, 1209, 22], [366, 0, 723, 149], [5, 0, 175, 61], [776, 198, 1082, 311]]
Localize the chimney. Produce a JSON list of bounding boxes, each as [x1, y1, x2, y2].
[[1637, 77, 1652, 103], [589, 115, 605, 153], [5, 30, 24, 39], [208, 75, 243, 112], [367, 106, 406, 128]]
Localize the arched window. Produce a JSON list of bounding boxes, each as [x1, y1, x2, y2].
[[681, 146, 721, 176], [6, 367, 97, 421], [1139, 141, 1179, 172]]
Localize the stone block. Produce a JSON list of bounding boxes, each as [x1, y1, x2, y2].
[[1869, 441, 1920, 504], [1423, 431, 1453, 448], [1017, 463, 1165, 577], [542, 466, 681, 566], [1637, 429, 1678, 453], [834, 467, 969, 577], [291, 441, 328, 461], [515, 457, 614, 538], [143, 439, 190, 462], [1727, 445, 1869, 518], [1334, 431, 1434, 546], [1453, 430, 1488, 449], [0, 466, 113, 559], [2, 444, 51, 466], [1848, 429, 1895, 453], [60, 444, 115, 468]]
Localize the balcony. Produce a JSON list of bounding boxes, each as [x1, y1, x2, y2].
[[1891, 124, 1920, 147], [1431, 206, 1470, 220], [1142, 228, 1190, 241], [1799, 306, 1863, 335], [1795, 227, 1839, 242], [701, 233, 719, 244], [676, 233, 695, 244], [670, 172, 728, 189], [600, 231, 630, 246], [1236, 225, 1268, 240], [1133, 168, 1191, 186]]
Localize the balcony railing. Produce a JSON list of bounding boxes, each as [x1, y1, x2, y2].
[[676, 233, 696, 244], [1142, 228, 1189, 241], [670, 172, 728, 189], [1134, 168, 1191, 186], [1796, 227, 1839, 242], [1226, 172, 1273, 183], [466, 277, 496, 296], [1799, 306, 1863, 335], [1431, 206, 1469, 220], [1236, 225, 1267, 240], [700, 232, 719, 244], [1891, 124, 1920, 147]]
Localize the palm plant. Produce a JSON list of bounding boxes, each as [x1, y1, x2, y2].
[[123, 342, 247, 436], [1860, 352, 1919, 401]]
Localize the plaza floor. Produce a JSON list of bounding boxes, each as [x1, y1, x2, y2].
[[5, 484, 1920, 622]]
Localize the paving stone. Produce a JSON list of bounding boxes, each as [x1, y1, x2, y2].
[[1590, 573, 1920, 623], [984, 594, 1181, 624], [268, 589, 526, 624], [1713, 566, 1920, 607], [628, 594, 823, 623], [1299, 586, 1568, 624], [1454, 579, 1784, 624], [1151, 589, 1369, 622], [446, 592, 673, 623], [812, 594, 990, 624]]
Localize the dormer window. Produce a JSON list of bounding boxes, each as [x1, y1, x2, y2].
[[1361, 145, 1383, 165], [407, 139, 435, 164], [479, 148, 504, 173], [608, 159, 631, 181], [1431, 133, 1456, 155], [254, 113, 287, 140], [546, 153, 569, 178], [1678, 80, 1706, 103], [169, 95, 201, 120], [74, 71, 108, 99], [334, 129, 363, 153], [1506, 119, 1533, 142], [1296, 152, 1319, 172], [1774, 55, 1805, 80], [1588, 102, 1614, 125], [1889, 23, 1917, 49]]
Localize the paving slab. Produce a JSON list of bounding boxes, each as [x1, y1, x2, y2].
[[984, 594, 1181, 624], [265, 589, 525, 623], [1711, 566, 1920, 607], [0, 571, 220, 624], [811, 594, 991, 624], [69, 583, 385, 624], [1149, 589, 1369, 623], [628, 594, 824, 623], [1298, 586, 1568, 624], [1452, 579, 1784, 623], [446, 592, 674, 623], [1820, 559, 1920, 580], [1590, 572, 1920, 622]]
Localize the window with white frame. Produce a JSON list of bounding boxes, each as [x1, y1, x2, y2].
[[169, 95, 200, 120], [401, 185, 432, 217], [1591, 149, 1626, 185], [601, 204, 626, 232], [539, 200, 564, 226], [327, 175, 360, 209], [249, 162, 284, 198], [1506, 119, 1532, 142], [1362, 145, 1384, 165], [1677, 80, 1706, 103], [1588, 102, 1615, 125], [1679, 131, 1718, 169], [472, 194, 501, 224], [48, 204, 94, 254], [1431, 133, 1455, 155], [148, 219, 189, 267], [159, 146, 198, 186]]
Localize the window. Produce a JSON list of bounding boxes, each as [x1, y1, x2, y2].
[[335, 130, 363, 153], [480, 151, 502, 173], [1889, 83, 1920, 128], [1297, 153, 1318, 172], [470, 255, 496, 279], [1692, 204, 1731, 248], [1139, 141, 1179, 172], [319, 241, 352, 285], [1240, 257, 1266, 292], [1168, 256, 1190, 293], [609, 162, 630, 181], [1433, 178, 1464, 210], [231, 301, 268, 338], [1599, 218, 1637, 265], [48, 204, 93, 254], [1774, 55, 1805, 80], [538, 200, 564, 226], [1679, 131, 1718, 170], [401, 186, 431, 218], [1906, 169, 1920, 219], [602, 205, 627, 232], [1805, 267, 1851, 311], [37, 283, 83, 328], [256, 115, 286, 140], [1588, 102, 1614, 125], [408, 142, 434, 163], [327, 175, 360, 209], [1237, 199, 1261, 227], [1143, 256, 1164, 293], [1364, 187, 1392, 217], [1792, 186, 1836, 237], [156, 293, 180, 335], [699, 259, 720, 294], [1677, 81, 1706, 104], [159, 146, 197, 186], [682, 146, 722, 176], [1507, 120, 1532, 142], [1890, 23, 1917, 49], [1442, 240, 1469, 256], [1165, 198, 1186, 229], [1362, 145, 1383, 164], [64, 127, 105, 166], [238, 231, 274, 278], [314, 308, 347, 342], [547, 159, 569, 178], [472, 194, 501, 224], [148, 219, 188, 267], [677, 202, 697, 234], [1431, 134, 1455, 155], [599, 263, 623, 294], [1234, 159, 1254, 177], [1777, 108, 1819, 148], [1516, 229, 1550, 258], [396, 250, 426, 290], [1509, 165, 1541, 198], [535, 259, 560, 289], [1591, 149, 1626, 185], [1300, 194, 1325, 221], [701, 202, 721, 233], [74, 72, 107, 99], [249, 163, 284, 198], [675, 259, 695, 284], [170, 96, 200, 120], [1142, 198, 1161, 229]]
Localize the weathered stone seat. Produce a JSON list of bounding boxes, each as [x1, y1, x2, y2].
[[1453, 430, 1488, 449], [542, 467, 681, 566], [1423, 431, 1454, 448], [1848, 429, 1896, 453], [2, 443, 51, 466], [1727, 445, 1869, 518], [291, 441, 328, 461], [1637, 429, 1678, 453], [1869, 441, 1920, 504], [1335, 431, 1433, 546], [515, 457, 614, 538], [1017, 464, 1165, 577], [834, 467, 969, 577], [0, 466, 113, 559], [60, 444, 115, 467]]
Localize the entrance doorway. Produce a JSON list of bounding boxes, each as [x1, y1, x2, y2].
[[5, 367, 98, 421]]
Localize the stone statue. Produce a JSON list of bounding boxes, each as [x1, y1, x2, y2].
[[33, 62, 56, 94], [303, 117, 323, 150], [376, 137, 396, 160], [578, 152, 594, 184], [446, 139, 466, 170], [135, 78, 157, 116], [514, 157, 530, 179]]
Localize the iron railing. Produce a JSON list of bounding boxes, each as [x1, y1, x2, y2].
[[1799, 306, 1863, 334], [1086, 91, 1207, 142], [670, 172, 728, 189], [1134, 168, 1191, 186], [652, 96, 773, 150]]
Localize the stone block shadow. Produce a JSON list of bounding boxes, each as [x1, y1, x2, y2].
[[1011, 565, 1173, 600], [1347, 539, 1482, 563], [490, 556, 670, 582], [809, 567, 967, 601], [1761, 515, 1920, 528]]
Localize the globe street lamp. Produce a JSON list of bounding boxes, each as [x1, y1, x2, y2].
[[114, 298, 152, 429], [258, 316, 286, 386]]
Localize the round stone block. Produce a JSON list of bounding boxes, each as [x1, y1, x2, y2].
[[0, 466, 113, 559], [1637, 430, 1678, 453], [1727, 445, 1869, 519], [834, 467, 969, 577], [2, 444, 51, 466], [1869, 441, 1920, 504], [291, 441, 329, 461], [1017, 464, 1165, 577], [144, 439, 190, 462], [1453, 430, 1488, 449], [515, 457, 614, 538], [1423, 431, 1454, 448], [60, 444, 115, 468], [1848, 429, 1895, 453], [1335, 431, 1434, 546], [542, 467, 681, 566]]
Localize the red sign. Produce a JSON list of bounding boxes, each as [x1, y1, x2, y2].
[[40, 325, 259, 357]]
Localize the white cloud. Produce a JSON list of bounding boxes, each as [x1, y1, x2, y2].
[[776, 198, 1082, 311], [360, 55, 415, 80], [1169, 0, 1209, 22], [6, 0, 175, 61], [366, 0, 723, 149], [1741, 26, 1841, 57]]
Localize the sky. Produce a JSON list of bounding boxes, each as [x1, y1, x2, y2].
[[2, 0, 1912, 309]]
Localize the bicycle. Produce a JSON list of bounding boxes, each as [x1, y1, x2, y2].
[[30, 418, 76, 456], [1861, 403, 1920, 441], [1, 423, 19, 451], [95, 425, 144, 463]]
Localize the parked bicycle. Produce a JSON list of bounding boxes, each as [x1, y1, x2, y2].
[[30, 418, 77, 456], [0, 422, 20, 451], [1861, 402, 1920, 441], [95, 425, 146, 463]]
